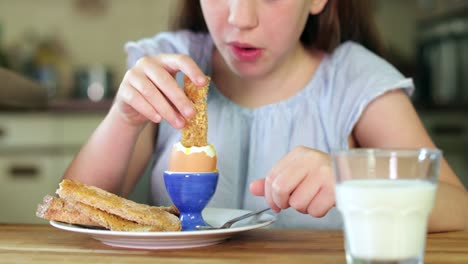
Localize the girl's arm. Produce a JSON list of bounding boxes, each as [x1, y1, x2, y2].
[[353, 89, 468, 232], [120, 122, 156, 197], [62, 105, 153, 195], [62, 54, 208, 196], [250, 88, 466, 232]]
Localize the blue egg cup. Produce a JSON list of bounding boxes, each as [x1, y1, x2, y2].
[[163, 171, 219, 231]]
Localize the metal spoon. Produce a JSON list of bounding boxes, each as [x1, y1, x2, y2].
[[196, 207, 271, 230]]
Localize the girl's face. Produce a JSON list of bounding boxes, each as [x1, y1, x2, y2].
[[200, 0, 325, 79]]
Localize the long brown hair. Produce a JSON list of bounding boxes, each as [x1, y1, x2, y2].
[[171, 0, 383, 56]]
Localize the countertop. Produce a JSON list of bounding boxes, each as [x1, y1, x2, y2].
[[0, 99, 113, 114], [1, 224, 467, 263], [47, 99, 113, 113]]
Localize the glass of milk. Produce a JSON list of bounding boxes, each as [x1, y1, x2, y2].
[[332, 148, 441, 264]]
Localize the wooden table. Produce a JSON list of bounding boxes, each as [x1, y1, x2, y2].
[[0, 224, 467, 263]]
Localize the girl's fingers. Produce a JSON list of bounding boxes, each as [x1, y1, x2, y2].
[[266, 149, 306, 209], [264, 147, 334, 214], [127, 69, 186, 129], [117, 54, 208, 127], [119, 82, 161, 124], [135, 54, 207, 120], [264, 172, 281, 212], [306, 184, 335, 218], [154, 54, 208, 86], [264, 151, 298, 211], [297, 165, 335, 217], [269, 166, 303, 210], [306, 165, 336, 217], [141, 63, 195, 119], [288, 172, 321, 214], [249, 178, 266, 196]]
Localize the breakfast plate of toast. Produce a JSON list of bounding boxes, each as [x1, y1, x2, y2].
[[37, 179, 275, 249], [50, 207, 276, 249], [36, 76, 277, 249]]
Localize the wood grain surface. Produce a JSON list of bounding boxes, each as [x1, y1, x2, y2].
[[0, 224, 467, 264]]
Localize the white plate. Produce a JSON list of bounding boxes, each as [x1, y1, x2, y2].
[[50, 207, 275, 249]]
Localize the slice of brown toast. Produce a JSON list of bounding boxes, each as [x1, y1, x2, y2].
[[67, 200, 171, 232], [36, 195, 100, 227], [36, 195, 172, 232], [181, 75, 210, 147], [56, 179, 181, 231]]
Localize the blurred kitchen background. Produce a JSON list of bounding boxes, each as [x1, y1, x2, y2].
[[0, 0, 467, 224]]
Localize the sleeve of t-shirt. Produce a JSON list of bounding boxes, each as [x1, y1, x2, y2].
[[325, 41, 414, 149], [124, 30, 211, 69]]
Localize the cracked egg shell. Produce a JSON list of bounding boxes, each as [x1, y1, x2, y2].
[[168, 143, 217, 172]]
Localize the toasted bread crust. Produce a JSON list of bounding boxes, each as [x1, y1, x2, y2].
[[56, 179, 181, 231], [36, 195, 170, 231], [181, 75, 210, 147], [68, 201, 168, 232], [36, 195, 100, 226]]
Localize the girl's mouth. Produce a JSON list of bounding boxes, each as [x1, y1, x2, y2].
[[229, 42, 262, 62]]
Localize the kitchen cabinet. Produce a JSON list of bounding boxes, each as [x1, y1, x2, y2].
[[0, 113, 104, 224], [0, 152, 71, 224], [419, 111, 468, 188]]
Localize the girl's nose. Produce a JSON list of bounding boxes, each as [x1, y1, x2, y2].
[[228, 0, 258, 30]]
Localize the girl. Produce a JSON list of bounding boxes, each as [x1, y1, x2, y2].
[[64, 0, 467, 231]]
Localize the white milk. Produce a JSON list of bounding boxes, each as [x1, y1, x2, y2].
[[336, 179, 437, 261]]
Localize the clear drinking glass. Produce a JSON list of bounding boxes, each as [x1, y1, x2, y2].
[[332, 148, 442, 264]]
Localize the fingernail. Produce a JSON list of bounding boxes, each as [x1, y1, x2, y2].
[[197, 76, 207, 85], [183, 107, 194, 117], [154, 114, 161, 123], [175, 117, 185, 128]]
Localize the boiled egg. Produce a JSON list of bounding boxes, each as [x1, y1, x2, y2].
[[168, 142, 217, 172]]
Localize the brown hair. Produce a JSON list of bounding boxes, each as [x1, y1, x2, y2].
[[171, 0, 383, 56]]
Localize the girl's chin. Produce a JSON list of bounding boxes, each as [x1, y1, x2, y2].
[[227, 61, 271, 79]]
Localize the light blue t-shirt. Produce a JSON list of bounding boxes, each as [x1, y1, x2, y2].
[[125, 30, 414, 229]]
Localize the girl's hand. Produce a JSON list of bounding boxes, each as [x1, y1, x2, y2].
[[249, 146, 336, 218], [113, 54, 208, 128]]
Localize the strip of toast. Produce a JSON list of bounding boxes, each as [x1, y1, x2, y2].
[[36, 195, 100, 227], [36, 195, 179, 232], [181, 75, 210, 147], [56, 179, 181, 231], [68, 200, 171, 232]]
